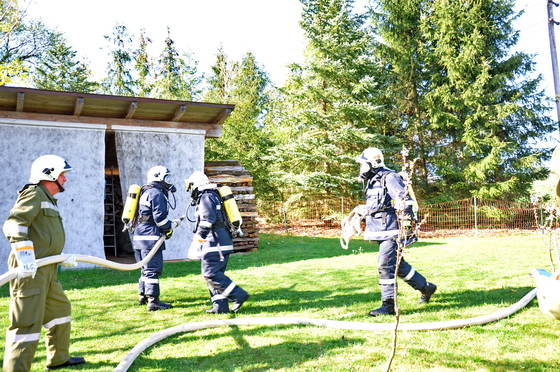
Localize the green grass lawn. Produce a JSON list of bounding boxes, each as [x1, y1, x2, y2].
[[0, 232, 559, 371]]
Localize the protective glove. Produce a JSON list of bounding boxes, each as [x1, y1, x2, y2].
[[187, 234, 206, 260], [60, 255, 77, 268], [14, 245, 37, 279], [164, 228, 173, 240]]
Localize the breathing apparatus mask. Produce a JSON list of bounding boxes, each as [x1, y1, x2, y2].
[[356, 147, 385, 181], [358, 162, 380, 180], [186, 171, 210, 206], [163, 180, 177, 193], [186, 182, 199, 206]]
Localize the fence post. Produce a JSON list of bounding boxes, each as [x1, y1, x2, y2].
[[474, 196, 478, 234], [282, 202, 289, 234], [540, 203, 544, 236]]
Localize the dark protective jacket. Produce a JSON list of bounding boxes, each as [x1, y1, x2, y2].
[[133, 182, 172, 250], [194, 186, 233, 255], [363, 167, 415, 241]]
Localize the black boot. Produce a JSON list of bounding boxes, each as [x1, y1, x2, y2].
[[46, 356, 85, 370], [231, 294, 250, 313], [205, 300, 229, 314], [418, 282, 437, 304], [147, 296, 173, 311], [138, 293, 147, 306], [369, 299, 396, 317], [205, 307, 229, 314]]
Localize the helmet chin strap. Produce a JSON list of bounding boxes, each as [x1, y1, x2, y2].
[[54, 180, 65, 193]]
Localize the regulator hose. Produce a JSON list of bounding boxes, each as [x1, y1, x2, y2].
[[114, 288, 537, 372]]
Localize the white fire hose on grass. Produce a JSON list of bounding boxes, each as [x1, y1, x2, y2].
[[114, 288, 537, 372]]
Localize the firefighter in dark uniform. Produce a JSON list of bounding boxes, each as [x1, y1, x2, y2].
[[2, 155, 85, 371], [134, 166, 176, 311], [186, 171, 250, 314], [356, 147, 437, 317]]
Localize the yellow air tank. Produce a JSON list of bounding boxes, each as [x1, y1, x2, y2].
[[122, 184, 141, 229], [219, 186, 243, 236]]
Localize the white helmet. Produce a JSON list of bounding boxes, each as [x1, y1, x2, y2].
[[356, 147, 384, 180], [356, 147, 385, 168], [186, 171, 209, 191], [29, 155, 73, 183], [147, 166, 172, 184]]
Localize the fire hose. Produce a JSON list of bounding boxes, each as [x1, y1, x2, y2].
[[0, 216, 188, 287], [114, 288, 537, 372], [0, 235, 167, 287]]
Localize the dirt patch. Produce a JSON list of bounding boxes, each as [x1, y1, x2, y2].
[[258, 222, 537, 238]]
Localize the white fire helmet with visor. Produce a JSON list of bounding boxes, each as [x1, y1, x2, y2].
[[147, 166, 176, 192], [29, 155, 73, 191], [356, 147, 385, 180]]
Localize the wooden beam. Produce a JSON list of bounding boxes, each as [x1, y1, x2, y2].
[[171, 104, 187, 121], [0, 111, 225, 137], [16, 92, 24, 112], [125, 101, 138, 119], [212, 108, 232, 124], [74, 97, 84, 116]]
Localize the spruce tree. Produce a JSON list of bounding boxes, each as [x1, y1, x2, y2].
[[102, 24, 135, 96], [266, 0, 383, 200], [152, 27, 202, 101], [32, 33, 98, 92], [204, 50, 273, 196], [372, 0, 555, 202]]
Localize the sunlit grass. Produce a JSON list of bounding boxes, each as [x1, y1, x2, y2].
[[0, 233, 559, 371]]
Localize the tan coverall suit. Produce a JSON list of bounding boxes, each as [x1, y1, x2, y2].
[[3, 183, 72, 371]]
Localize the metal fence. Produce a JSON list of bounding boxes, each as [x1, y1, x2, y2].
[[257, 197, 540, 233]]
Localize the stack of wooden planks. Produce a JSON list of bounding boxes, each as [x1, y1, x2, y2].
[[204, 160, 259, 252]]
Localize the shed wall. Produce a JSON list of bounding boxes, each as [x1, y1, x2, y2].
[[0, 119, 106, 273], [114, 126, 205, 261]]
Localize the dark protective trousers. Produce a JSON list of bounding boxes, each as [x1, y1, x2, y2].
[[4, 264, 71, 371], [201, 252, 248, 312], [135, 246, 164, 298], [377, 239, 427, 300]]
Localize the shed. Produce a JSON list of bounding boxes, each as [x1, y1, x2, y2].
[[0, 86, 235, 273]]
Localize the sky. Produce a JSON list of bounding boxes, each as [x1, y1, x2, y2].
[[22, 0, 559, 138], [25, 0, 310, 86]]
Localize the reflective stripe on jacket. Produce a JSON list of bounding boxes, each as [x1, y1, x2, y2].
[[3, 183, 65, 258]]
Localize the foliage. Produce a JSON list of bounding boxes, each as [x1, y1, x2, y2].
[[133, 29, 154, 97], [264, 0, 385, 201], [0, 0, 58, 85], [370, 0, 555, 203], [204, 49, 274, 196], [101, 24, 135, 96], [151, 27, 203, 101], [0, 0, 556, 207], [31, 32, 98, 93]]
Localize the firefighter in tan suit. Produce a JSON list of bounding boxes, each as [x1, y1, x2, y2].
[[2, 155, 85, 371]]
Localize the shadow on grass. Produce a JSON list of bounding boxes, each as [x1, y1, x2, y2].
[[408, 344, 560, 371], [236, 285, 537, 317], [131, 324, 372, 372]]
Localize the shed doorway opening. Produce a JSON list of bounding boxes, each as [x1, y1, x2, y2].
[[104, 132, 134, 262]]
